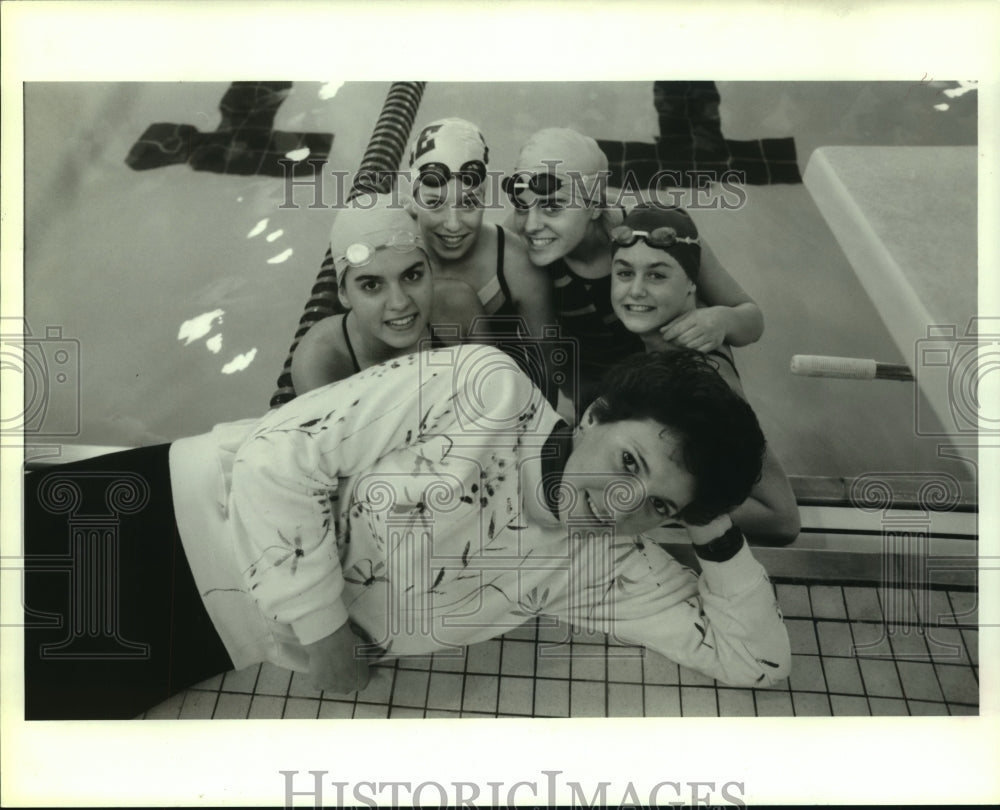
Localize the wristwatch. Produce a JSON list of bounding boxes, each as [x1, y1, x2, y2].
[[693, 522, 745, 563]]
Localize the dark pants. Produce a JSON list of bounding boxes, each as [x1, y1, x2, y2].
[[23, 444, 233, 720]]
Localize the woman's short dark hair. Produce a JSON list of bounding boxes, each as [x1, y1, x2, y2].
[[589, 350, 765, 525]]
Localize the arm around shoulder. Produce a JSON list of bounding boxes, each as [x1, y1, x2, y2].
[[695, 240, 764, 347]]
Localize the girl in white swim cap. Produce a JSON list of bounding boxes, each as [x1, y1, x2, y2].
[[292, 195, 463, 393], [405, 118, 556, 333], [406, 118, 571, 419]]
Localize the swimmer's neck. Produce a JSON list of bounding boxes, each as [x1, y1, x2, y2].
[[427, 224, 492, 278], [638, 331, 678, 354], [346, 311, 431, 368], [562, 223, 611, 279]]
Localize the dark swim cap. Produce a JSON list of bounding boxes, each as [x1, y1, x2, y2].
[[614, 205, 701, 282]]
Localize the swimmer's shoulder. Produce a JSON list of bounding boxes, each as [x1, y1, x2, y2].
[[498, 224, 547, 279], [432, 276, 484, 340], [291, 314, 356, 393], [706, 346, 746, 398]]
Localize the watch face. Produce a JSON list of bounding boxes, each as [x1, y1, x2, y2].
[[697, 524, 745, 563]]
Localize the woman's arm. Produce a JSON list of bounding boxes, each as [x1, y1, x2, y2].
[[711, 357, 800, 545], [231, 345, 547, 653], [730, 444, 801, 545], [661, 240, 764, 350], [566, 515, 791, 687]]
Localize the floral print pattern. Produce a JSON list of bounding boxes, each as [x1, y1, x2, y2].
[[225, 345, 790, 687]]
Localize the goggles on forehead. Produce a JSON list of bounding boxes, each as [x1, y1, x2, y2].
[[501, 171, 564, 208], [335, 231, 425, 274], [415, 160, 487, 189], [610, 225, 700, 250]]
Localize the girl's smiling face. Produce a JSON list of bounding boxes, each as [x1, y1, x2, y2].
[[560, 415, 696, 534], [513, 188, 601, 267], [340, 250, 434, 350], [410, 178, 485, 262], [611, 242, 697, 335]]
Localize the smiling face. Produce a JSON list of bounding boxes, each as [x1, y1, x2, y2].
[[410, 178, 485, 262], [339, 249, 434, 350], [513, 188, 600, 267], [611, 242, 697, 335], [560, 415, 696, 534]]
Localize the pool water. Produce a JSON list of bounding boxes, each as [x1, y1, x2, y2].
[[22, 81, 977, 483]]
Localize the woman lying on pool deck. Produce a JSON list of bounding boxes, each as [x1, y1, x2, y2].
[[24, 345, 790, 719]]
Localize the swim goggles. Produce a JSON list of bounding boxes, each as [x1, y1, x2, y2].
[[609, 225, 700, 249], [335, 231, 425, 273], [414, 160, 487, 189], [501, 171, 563, 208]]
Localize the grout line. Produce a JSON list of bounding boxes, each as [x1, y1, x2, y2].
[[280, 666, 294, 719], [419, 656, 434, 719], [457, 643, 473, 719], [924, 635, 951, 705], [781, 615, 977, 631], [771, 576, 976, 594], [349, 662, 372, 718], [488, 648, 501, 718], [881, 590, 912, 715], [248, 664, 264, 716], [813, 621, 840, 715], [946, 588, 979, 635], [199, 687, 222, 720], [495, 636, 507, 717], [383, 659, 399, 716]]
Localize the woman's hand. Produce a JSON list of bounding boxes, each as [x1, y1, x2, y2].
[[305, 622, 372, 694], [660, 307, 728, 353]]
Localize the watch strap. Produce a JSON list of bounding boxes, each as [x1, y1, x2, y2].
[[693, 522, 745, 563]]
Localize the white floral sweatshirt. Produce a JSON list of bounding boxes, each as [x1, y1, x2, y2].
[[169, 344, 790, 687]]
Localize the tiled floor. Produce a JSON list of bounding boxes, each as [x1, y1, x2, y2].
[[142, 582, 978, 719]]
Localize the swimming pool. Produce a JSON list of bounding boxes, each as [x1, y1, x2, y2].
[[21, 80, 977, 490]]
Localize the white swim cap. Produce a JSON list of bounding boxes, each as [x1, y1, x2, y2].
[[407, 117, 489, 189], [330, 194, 427, 286]]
